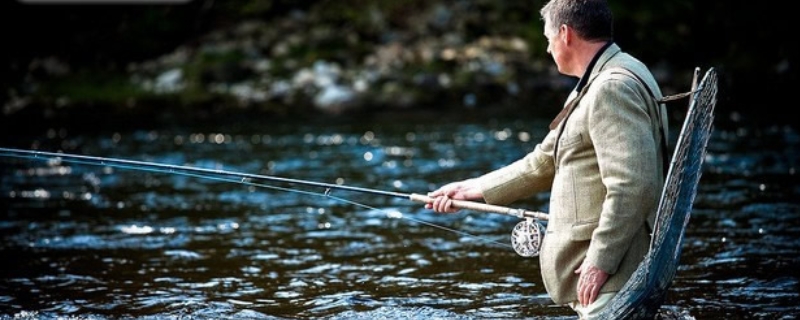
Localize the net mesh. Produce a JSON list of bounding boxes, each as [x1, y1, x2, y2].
[[597, 68, 718, 319]]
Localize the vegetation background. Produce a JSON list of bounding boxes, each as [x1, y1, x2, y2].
[[1, 0, 795, 134]]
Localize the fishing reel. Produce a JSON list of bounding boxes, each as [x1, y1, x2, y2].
[[510, 218, 545, 257]]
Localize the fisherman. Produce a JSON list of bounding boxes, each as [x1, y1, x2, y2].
[[425, 0, 667, 318]]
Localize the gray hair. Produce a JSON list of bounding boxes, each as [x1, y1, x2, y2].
[[540, 0, 613, 42]]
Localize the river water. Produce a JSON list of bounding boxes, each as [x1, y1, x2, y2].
[[0, 112, 798, 319]]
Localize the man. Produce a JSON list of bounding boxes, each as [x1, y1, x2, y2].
[[425, 0, 667, 318]]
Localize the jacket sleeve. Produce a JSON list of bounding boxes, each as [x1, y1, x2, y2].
[[477, 128, 557, 205], [584, 76, 661, 274]]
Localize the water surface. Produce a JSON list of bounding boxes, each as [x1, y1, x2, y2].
[[1, 115, 798, 319]]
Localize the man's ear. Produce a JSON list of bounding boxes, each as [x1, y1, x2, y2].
[[560, 24, 572, 44]]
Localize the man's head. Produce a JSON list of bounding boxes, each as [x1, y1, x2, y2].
[[540, 0, 613, 43], [540, 0, 614, 77]]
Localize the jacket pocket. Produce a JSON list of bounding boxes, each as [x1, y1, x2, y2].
[[570, 221, 598, 241], [558, 132, 583, 149]]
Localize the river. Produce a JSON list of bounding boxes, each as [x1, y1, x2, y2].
[[1, 110, 798, 319]]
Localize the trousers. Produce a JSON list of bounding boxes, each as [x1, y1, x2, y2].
[[567, 292, 616, 319]]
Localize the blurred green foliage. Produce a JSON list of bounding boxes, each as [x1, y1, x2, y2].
[[1, 0, 794, 125]]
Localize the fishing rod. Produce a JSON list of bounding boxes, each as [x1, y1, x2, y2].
[[0, 147, 547, 257], [0, 147, 548, 220]]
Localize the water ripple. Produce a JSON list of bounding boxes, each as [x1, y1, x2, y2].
[[2, 122, 798, 319]]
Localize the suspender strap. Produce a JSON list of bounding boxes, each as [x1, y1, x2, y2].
[[549, 90, 587, 131], [607, 68, 670, 178], [550, 85, 593, 162]]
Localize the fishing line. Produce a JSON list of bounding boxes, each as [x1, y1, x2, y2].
[[324, 193, 513, 248], [1, 148, 513, 249], [173, 172, 513, 248]]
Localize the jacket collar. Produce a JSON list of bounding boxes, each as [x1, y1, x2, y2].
[[549, 42, 620, 131], [574, 41, 618, 92]]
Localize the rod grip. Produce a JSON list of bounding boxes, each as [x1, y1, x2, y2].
[[409, 193, 548, 220]]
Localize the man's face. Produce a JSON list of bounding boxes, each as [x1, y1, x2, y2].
[[544, 21, 565, 73]]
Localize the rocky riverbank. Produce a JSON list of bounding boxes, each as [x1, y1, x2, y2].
[[2, 1, 716, 135]]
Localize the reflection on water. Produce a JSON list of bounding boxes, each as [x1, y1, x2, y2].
[[1, 117, 798, 319]]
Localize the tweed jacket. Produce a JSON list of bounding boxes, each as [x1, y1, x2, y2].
[[477, 43, 667, 305]]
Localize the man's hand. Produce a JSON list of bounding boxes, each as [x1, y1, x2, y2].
[[574, 261, 610, 307], [426, 178, 483, 213]]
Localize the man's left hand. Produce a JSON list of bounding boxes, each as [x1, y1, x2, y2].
[[574, 261, 610, 307]]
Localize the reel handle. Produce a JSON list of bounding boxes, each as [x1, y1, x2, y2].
[[410, 193, 548, 220]]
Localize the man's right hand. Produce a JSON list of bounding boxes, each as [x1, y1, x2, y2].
[[426, 178, 484, 213]]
